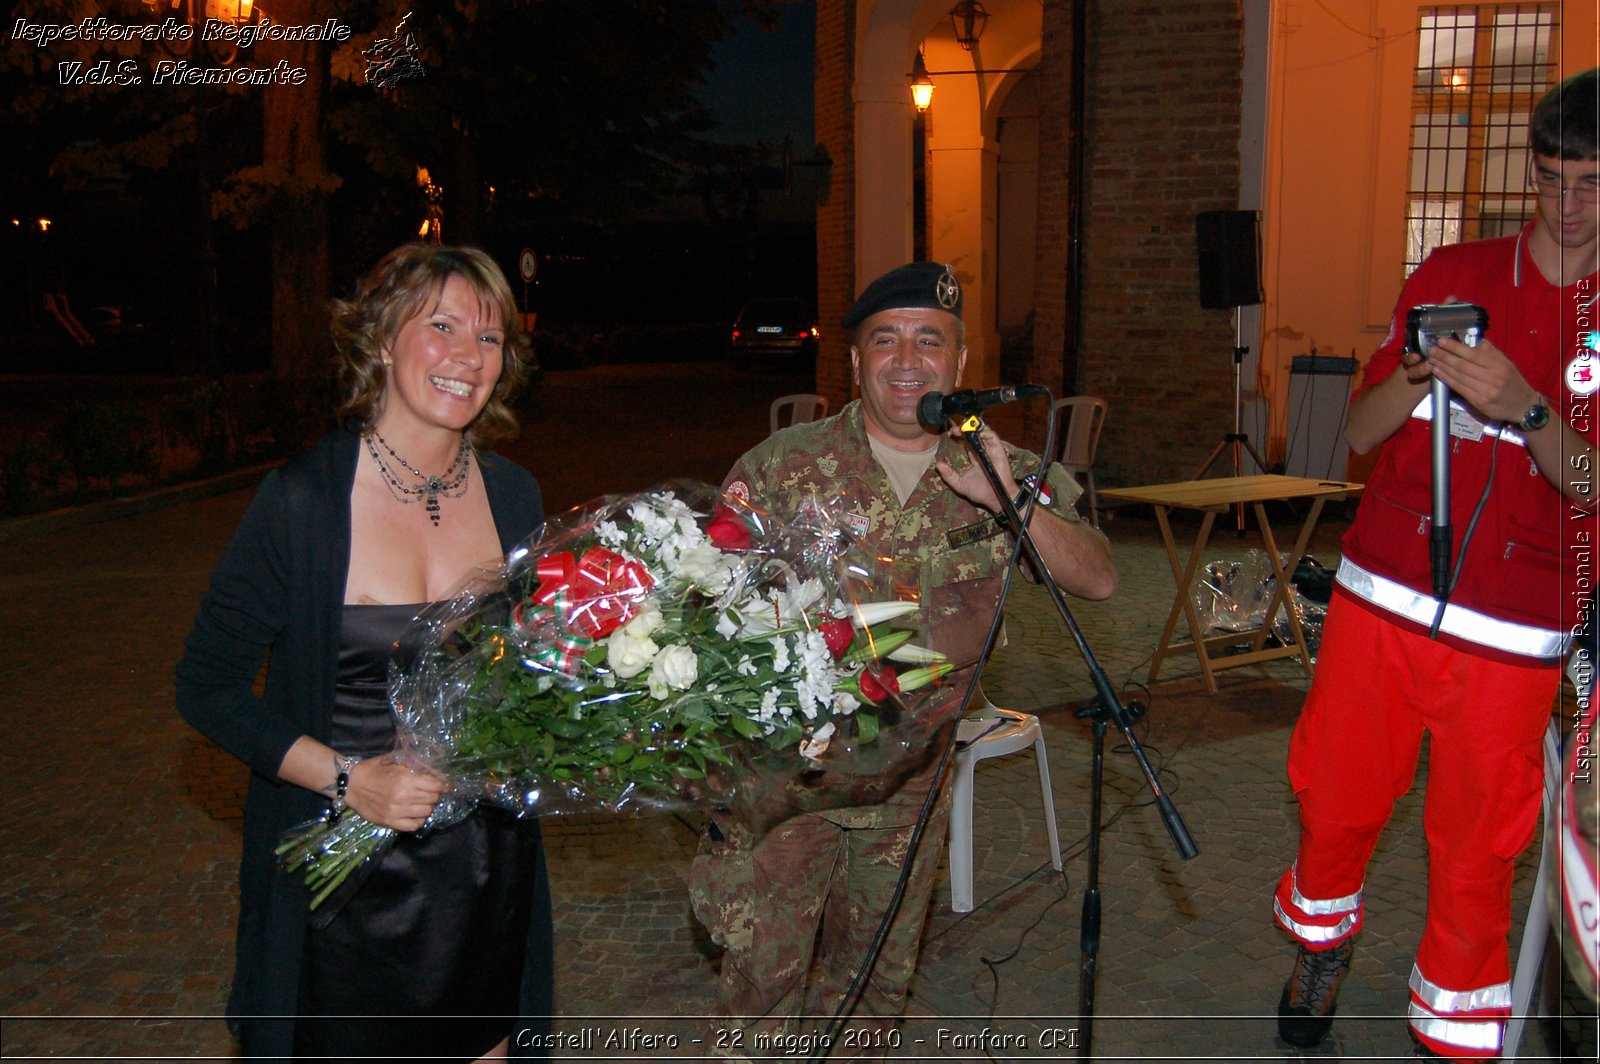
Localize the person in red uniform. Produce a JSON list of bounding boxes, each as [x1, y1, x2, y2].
[[1273, 67, 1599, 1060]]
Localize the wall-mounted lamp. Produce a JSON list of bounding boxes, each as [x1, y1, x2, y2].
[[950, 1, 989, 52], [907, 49, 1038, 111], [910, 50, 935, 113]]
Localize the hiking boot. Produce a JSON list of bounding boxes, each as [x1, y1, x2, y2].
[[1276, 939, 1354, 1048]]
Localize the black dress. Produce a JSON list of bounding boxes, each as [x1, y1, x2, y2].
[[294, 603, 541, 1060]]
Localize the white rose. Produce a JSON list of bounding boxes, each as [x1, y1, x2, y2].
[[676, 544, 732, 591], [620, 599, 665, 639], [607, 627, 660, 679], [649, 645, 699, 698]]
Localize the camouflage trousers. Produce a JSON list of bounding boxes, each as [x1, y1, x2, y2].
[[686, 795, 951, 1061]]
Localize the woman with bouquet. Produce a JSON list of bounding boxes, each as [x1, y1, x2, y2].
[[176, 244, 551, 1060]]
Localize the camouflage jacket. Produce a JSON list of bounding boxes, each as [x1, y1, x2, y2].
[[723, 400, 1083, 826]]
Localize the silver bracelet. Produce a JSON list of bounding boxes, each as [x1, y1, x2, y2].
[[328, 752, 363, 824]]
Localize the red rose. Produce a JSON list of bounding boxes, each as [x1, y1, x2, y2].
[[819, 617, 853, 659], [856, 666, 900, 704], [706, 504, 753, 551]]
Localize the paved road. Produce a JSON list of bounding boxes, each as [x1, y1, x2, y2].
[[0, 363, 1589, 1061]]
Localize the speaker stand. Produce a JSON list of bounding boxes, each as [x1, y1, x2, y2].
[[1194, 313, 1269, 531]]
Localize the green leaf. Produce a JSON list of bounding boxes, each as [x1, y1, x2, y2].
[[543, 717, 588, 739], [728, 714, 764, 740]]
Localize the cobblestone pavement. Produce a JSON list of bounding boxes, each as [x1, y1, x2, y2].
[[1, 364, 1593, 1061]]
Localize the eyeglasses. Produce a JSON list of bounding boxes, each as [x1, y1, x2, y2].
[[1529, 167, 1600, 202]]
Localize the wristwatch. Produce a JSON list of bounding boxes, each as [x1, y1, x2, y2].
[[1517, 395, 1551, 432]]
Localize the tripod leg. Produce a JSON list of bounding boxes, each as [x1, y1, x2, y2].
[[1242, 436, 1270, 476], [1192, 436, 1231, 479]]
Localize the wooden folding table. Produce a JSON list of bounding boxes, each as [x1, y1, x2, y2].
[[1099, 475, 1362, 693]]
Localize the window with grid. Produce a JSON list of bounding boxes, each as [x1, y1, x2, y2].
[[1406, 3, 1560, 274]]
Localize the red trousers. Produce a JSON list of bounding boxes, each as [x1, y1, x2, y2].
[[1274, 595, 1558, 1059]]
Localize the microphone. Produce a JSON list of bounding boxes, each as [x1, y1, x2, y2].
[[918, 385, 1048, 426]]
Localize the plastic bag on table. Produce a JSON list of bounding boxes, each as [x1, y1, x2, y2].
[[1192, 548, 1325, 659]]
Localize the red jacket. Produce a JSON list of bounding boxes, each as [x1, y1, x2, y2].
[[1338, 227, 1598, 663]]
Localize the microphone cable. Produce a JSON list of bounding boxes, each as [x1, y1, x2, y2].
[[804, 393, 1061, 1061], [1427, 431, 1501, 640]]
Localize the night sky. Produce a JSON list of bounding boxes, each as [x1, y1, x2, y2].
[[698, 0, 815, 149]]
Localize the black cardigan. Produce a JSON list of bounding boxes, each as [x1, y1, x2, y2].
[[175, 428, 552, 1059]]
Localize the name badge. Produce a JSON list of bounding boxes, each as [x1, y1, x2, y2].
[[946, 517, 1003, 550], [1448, 402, 1487, 442]]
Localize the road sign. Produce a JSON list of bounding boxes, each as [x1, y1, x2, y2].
[[519, 248, 537, 284]]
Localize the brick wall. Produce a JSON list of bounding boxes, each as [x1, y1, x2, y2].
[[815, 0, 1244, 485], [814, 0, 858, 403], [1024, 0, 1075, 449], [1077, 1, 1244, 485]]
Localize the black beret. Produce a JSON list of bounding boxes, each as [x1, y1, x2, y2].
[[842, 262, 962, 331]]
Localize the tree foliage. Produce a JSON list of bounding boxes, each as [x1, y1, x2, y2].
[[5, 0, 781, 389]]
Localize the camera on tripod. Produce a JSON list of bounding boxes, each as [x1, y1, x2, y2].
[[1405, 302, 1489, 354]]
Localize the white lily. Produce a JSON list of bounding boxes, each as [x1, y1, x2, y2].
[[798, 721, 836, 761], [887, 641, 946, 664], [850, 600, 920, 628]]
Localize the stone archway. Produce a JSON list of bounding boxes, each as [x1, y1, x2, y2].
[[853, 0, 1043, 387]]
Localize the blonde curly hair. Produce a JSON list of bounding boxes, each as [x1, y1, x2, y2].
[[331, 243, 532, 446]]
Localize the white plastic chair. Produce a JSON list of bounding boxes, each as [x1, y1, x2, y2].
[[1503, 718, 1563, 1062], [1054, 396, 1107, 527], [770, 393, 829, 434], [947, 700, 1064, 913]]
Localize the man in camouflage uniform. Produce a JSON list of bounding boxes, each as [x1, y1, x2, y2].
[[689, 262, 1116, 1057]]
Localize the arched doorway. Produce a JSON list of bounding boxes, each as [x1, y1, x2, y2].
[[853, 0, 1043, 386]]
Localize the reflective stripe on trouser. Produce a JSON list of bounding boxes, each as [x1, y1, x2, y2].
[[1407, 964, 1511, 1058], [1272, 864, 1361, 947], [1336, 557, 1568, 661], [1278, 597, 1558, 1003]]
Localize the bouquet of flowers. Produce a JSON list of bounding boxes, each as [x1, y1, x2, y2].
[[279, 482, 964, 915]]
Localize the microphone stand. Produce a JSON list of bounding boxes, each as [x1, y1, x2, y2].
[[956, 418, 1200, 1059], [1430, 378, 1453, 601]]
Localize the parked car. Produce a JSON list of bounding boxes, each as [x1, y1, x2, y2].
[[729, 297, 818, 363]]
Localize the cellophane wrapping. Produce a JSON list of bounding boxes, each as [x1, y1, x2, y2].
[[279, 481, 967, 918]]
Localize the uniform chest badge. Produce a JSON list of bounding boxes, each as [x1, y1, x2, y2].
[[843, 511, 870, 538], [817, 455, 839, 478], [1567, 352, 1599, 397]]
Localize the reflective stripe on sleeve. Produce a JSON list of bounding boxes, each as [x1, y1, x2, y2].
[[1337, 558, 1568, 659], [1408, 1002, 1504, 1053], [1408, 965, 1512, 1012]]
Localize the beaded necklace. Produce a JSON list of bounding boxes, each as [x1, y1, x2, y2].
[[365, 431, 472, 526]]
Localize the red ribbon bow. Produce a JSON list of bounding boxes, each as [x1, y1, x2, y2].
[[533, 547, 655, 639]]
